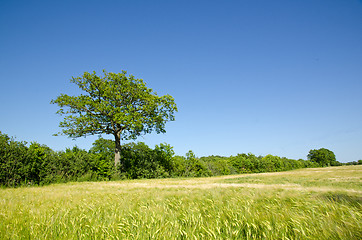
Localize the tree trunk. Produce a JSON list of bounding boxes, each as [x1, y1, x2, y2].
[[114, 133, 121, 167]]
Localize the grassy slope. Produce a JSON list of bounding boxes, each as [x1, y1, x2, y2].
[[0, 166, 361, 239]]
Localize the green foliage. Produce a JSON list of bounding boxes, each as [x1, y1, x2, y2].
[[25, 143, 48, 184], [184, 151, 211, 177], [119, 147, 212, 179], [51, 70, 177, 140], [0, 132, 59, 186], [121, 142, 152, 178], [57, 146, 92, 181], [1, 131, 339, 188], [170, 155, 187, 177], [308, 148, 339, 167], [89, 138, 115, 179], [345, 160, 362, 166], [201, 156, 235, 176], [229, 154, 253, 173], [51, 70, 177, 166], [120, 142, 173, 179], [225, 153, 311, 174], [0, 131, 28, 186], [154, 143, 176, 174]]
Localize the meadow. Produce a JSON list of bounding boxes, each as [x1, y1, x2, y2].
[[0, 165, 361, 239]]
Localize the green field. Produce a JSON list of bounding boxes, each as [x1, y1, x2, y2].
[[1, 166, 361, 239]]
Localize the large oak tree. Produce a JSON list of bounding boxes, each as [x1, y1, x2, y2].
[[51, 70, 177, 166]]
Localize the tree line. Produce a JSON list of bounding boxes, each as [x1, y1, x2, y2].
[[1, 131, 348, 188]]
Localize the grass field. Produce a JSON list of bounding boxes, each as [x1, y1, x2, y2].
[[0, 165, 361, 239]]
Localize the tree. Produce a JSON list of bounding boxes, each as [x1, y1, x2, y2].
[[51, 70, 177, 166], [154, 143, 175, 174], [185, 150, 211, 177], [307, 148, 338, 167]]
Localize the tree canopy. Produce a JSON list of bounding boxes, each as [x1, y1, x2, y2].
[[307, 148, 338, 167], [51, 70, 177, 166]]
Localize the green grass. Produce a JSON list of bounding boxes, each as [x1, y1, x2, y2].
[[0, 166, 361, 239]]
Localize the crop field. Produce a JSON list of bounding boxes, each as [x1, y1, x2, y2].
[[0, 165, 361, 239]]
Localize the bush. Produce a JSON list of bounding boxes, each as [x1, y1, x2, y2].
[[120, 142, 168, 179], [308, 148, 339, 167], [0, 132, 28, 186], [56, 146, 92, 181], [89, 138, 115, 180]]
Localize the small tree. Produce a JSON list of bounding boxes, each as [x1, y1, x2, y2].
[[307, 148, 338, 167], [51, 70, 177, 166]]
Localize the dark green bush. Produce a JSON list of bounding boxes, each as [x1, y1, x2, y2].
[[89, 138, 115, 180], [120, 142, 169, 179], [0, 132, 28, 186]]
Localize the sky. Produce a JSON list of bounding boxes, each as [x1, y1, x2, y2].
[[0, 0, 361, 162]]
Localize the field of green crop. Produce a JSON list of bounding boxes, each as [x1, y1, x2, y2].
[[0, 165, 361, 239]]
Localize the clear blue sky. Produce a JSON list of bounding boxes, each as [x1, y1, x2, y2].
[[1, 0, 361, 162]]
